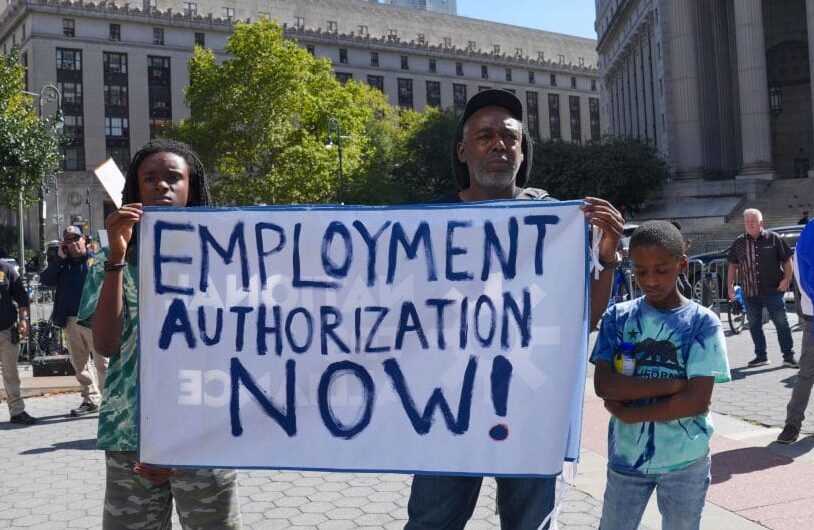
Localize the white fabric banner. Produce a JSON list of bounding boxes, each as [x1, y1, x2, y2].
[[138, 200, 589, 477]]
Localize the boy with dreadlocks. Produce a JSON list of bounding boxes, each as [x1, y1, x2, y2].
[[590, 221, 730, 530], [78, 139, 242, 529]]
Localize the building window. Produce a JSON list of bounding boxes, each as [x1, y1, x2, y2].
[[591, 79, 597, 91], [104, 84, 128, 107], [195, 32, 205, 47], [453, 83, 467, 112], [426, 81, 441, 107], [105, 117, 129, 137], [63, 148, 84, 171], [397, 78, 413, 109], [481, 65, 488, 79], [335, 72, 352, 85], [103, 52, 127, 74], [505, 68, 512, 82], [62, 114, 83, 138], [306, 45, 315, 56], [467, 40, 476, 51], [528, 71, 535, 84], [569, 95, 581, 143], [548, 93, 560, 139], [493, 44, 500, 54], [367, 75, 383, 92], [22, 23, 25, 40], [339, 48, 348, 64], [148, 55, 172, 138], [589, 97, 600, 141], [107, 147, 130, 172], [417, 33, 425, 45], [443, 37, 452, 48], [401, 55, 409, 70], [327, 20, 337, 33], [526, 91, 539, 139], [153, 28, 164, 45], [571, 76, 577, 89], [550, 74, 557, 86], [63, 18, 75, 37], [109, 23, 121, 41], [456, 62, 463, 76], [56, 49, 82, 71], [183, 2, 197, 16], [370, 52, 378, 67], [58, 81, 83, 104], [143, 0, 156, 9], [429, 58, 436, 73], [223, 7, 234, 19], [358, 25, 368, 36], [295, 16, 304, 29]]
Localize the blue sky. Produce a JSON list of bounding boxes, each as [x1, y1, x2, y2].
[[457, 0, 598, 39]]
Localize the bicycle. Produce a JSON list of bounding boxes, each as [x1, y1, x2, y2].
[[728, 285, 746, 334], [607, 262, 633, 307]]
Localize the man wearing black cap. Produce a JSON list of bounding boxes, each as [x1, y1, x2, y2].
[[405, 89, 624, 529], [41, 226, 107, 416]]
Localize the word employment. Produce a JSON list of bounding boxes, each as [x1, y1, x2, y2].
[[138, 202, 589, 477]]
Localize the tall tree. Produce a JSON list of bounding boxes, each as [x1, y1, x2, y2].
[[173, 19, 398, 205], [0, 50, 63, 210]]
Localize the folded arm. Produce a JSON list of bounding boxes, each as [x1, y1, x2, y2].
[[604, 375, 715, 424], [594, 360, 687, 401]]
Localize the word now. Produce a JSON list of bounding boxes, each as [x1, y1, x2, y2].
[[229, 355, 514, 441], [152, 215, 560, 294]]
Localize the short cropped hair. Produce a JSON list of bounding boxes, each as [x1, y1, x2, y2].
[[743, 208, 762, 222], [629, 220, 685, 260]]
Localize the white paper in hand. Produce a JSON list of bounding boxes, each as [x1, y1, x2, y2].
[[93, 158, 125, 208]]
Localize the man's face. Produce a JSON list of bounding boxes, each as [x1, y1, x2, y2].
[[64, 234, 86, 258], [744, 213, 763, 238], [457, 106, 524, 194]]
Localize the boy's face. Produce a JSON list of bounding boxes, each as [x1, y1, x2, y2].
[[630, 245, 688, 310]]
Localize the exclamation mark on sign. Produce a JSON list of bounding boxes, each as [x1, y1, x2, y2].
[[488, 355, 513, 441]]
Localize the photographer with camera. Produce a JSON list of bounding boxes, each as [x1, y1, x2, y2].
[[40, 226, 107, 417], [0, 258, 35, 425]]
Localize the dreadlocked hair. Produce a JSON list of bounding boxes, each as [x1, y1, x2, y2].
[[121, 137, 212, 207]]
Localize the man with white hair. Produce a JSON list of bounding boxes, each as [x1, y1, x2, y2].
[[727, 208, 796, 367]]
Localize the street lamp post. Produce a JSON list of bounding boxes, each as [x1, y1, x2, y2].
[[23, 84, 62, 271], [325, 117, 346, 204]]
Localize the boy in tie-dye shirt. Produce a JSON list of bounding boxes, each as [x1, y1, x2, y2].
[[590, 221, 730, 530]]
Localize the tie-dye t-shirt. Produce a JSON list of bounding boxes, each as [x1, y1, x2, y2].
[[78, 249, 139, 451], [590, 298, 730, 474]]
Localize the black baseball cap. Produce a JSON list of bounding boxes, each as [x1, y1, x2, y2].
[[451, 89, 533, 190]]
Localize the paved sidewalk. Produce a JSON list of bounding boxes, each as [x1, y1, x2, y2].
[[0, 312, 810, 529]]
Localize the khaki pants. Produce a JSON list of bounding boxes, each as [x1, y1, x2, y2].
[[65, 317, 108, 405], [0, 328, 24, 416]]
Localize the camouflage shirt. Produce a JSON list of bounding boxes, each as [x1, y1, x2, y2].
[[78, 249, 139, 451]]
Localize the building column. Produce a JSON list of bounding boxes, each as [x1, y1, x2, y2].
[[665, 0, 704, 179], [734, 0, 775, 179], [807, 0, 814, 176]]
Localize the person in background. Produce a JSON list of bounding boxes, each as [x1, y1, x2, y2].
[[0, 258, 35, 425], [40, 225, 107, 417]]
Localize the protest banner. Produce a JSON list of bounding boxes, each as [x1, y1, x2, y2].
[[138, 200, 589, 477]]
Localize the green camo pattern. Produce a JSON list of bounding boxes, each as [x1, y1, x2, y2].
[[104, 451, 242, 530], [78, 249, 139, 451]]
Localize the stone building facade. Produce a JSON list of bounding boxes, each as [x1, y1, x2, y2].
[[597, 0, 814, 223], [0, 0, 598, 253], [380, 0, 457, 16]]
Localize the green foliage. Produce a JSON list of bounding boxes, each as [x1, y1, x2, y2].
[[172, 20, 399, 205], [0, 50, 63, 209], [529, 136, 668, 210]]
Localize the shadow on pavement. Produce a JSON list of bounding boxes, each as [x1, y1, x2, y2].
[[20, 438, 97, 454], [766, 435, 814, 459], [712, 447, 792, 484], [0, 413, 98, 431], [730, 365, 789, 381], [780, 374, 798, 389]]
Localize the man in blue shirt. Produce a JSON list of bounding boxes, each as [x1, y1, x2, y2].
[[41, 225, 107, 416]]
